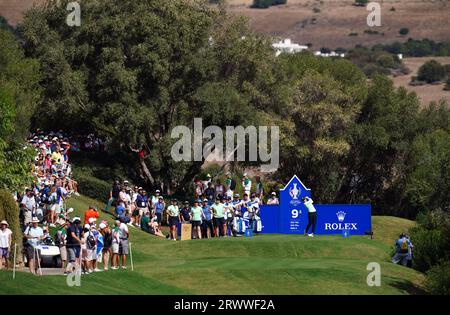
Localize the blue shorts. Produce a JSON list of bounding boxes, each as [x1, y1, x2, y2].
[[214, 217, 225, 226], [169, 216, 179, 227], [0, 247, 9, 259]]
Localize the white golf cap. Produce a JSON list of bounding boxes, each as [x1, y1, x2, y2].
[[88, 217, 97, 224], [243, 173, 248, 176], [0, 220, 8, 226], [32, 217, 39, 223], [271, 192, 276, 195], [99, 222, 106, 229], [84, 224, 90, 229], [72, 217, 81, 223], [155, 190, 160, 193], [206, 174, 211, 178]]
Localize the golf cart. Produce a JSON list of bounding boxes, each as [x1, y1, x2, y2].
[[24, 235, 62, 268]]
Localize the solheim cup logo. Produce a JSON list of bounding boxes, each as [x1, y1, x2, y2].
[[336, 211, 346, 222], [289, 183, 300, 200]]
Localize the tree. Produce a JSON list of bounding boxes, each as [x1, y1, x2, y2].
[[20, 0, 280, 195], [0, 29, 40, 191], [275, 53, 368, 202], [417, 60, 446, 83], [337, 75, 422, 216]]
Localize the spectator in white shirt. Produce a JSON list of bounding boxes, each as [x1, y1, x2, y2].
[[0, 220, 12, 269]]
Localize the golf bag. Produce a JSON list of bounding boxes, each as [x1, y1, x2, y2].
[[233, 217, 246, 234], [253, 216, 262, 233]]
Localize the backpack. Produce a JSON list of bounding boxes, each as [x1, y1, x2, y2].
[[230, 179, 236, 190], [400, 238, 409, 253], [86, 232, 96, 249]]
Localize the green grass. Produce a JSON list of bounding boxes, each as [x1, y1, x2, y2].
[[0, 195, 425, 295]]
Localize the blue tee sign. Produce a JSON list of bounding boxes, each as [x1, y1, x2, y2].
[[259, 175, 371, 235]]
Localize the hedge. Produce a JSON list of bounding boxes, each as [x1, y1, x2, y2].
[[75, 171, 111, 203], [0, 189, 22, 264]]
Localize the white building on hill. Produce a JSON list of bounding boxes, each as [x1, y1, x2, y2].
[[272, 39, 309, 56]]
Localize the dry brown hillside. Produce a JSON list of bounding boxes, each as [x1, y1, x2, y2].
[[226, 0, 450, 50], [1, 1, 450, 51]]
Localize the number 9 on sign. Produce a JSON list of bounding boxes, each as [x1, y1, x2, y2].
[[292, 209, 300, 219]]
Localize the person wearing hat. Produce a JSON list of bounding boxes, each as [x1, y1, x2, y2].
[[210, 197, 226, 237], [99, 222, 112, 271], [180, 201, 191, 223], [202, 174, 212, 191], [267, 192, 279, 205], [190, 200, 205, 239], [84, 205, 99, 225], [133, 188, 148, 228], [167, 199, 180, 241], [154, 196, 165, 225], [0, 220, 12, 270], [24, 217, 44, 275], [242, 173, 252, 197], [65, 217, 83, 273], [20, 188, 36, 229], [151, 190, 161, 211], [201, 199, 213, 239]]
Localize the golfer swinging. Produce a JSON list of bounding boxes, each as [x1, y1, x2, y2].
[[303, 196, 317, 237]]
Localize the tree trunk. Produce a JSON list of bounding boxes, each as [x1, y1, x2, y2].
[[139, 158, 156, 188], [175, 160, 204, 196]]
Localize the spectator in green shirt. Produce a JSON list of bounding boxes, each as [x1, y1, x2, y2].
[[210, 197, 226, 237], [190, 199, 205, 239]]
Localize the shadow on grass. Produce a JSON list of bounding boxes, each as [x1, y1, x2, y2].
[[389, 279, 427, 295]]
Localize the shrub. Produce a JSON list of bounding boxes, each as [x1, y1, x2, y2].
[[399, 28, 409, 36], [417, 60, 446, 83], [272, 0, 287, 5], [425, 261, 450, 295], [0, 189, 22, 264], [355, 0, 368, 5], [75, 171, 111, 202], [376, 54, 396, 69], [251, 0, 273, 8], [409, 210, 450, 272], [251, 0, 286, 8], [444, 77, 450, 91]]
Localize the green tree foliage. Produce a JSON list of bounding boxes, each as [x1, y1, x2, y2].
[[0, 29, 41, 191], [405, 129, 450, 213], [425, 261, 450, 295], [338, 76, 422, 216], [275, 53, 367, 201], [417, 60, 446, 83], [0, 189, 22, 263], [410, 210, 450, 273], [20, 0, 280, 194], [378, 38, 450, 57]]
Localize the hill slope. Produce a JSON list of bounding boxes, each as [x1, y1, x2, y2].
[[0, 194, 424, 294]]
